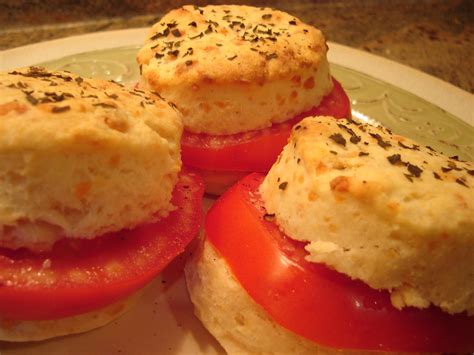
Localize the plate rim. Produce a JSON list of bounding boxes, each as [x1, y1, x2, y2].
[[0, 27, 472, 126]]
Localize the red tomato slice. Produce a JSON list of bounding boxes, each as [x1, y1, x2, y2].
[[182, 79, 350, 172], [0, 171, 204, 321], [205, 173, 474, 352]]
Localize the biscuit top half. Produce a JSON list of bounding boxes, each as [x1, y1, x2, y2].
[[137, 5, 333, 134], [138, 5, 327, 85], [0, 67, 182, 252], [260, 116, 474, 315], [0, 66, 181, 150]]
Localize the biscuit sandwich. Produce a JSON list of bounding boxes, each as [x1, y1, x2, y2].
[[185, 116, 474, 353], [137, 5, 351, 194], [0, 66, 204, 341]]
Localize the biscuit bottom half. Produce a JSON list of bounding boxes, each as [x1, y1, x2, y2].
[[0, 288, 144, 342], [185, 238, 407, 355]]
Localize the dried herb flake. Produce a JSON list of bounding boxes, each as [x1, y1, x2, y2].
[[387, 154, 403, 165], [25, 93, 38, 105], [329, 133, 346, 147], [52, 105, 71, 113], [455, 178, 468, 187], [398, 141, 419, 150], [93, 102, 117, 109], [369, 133, 391, 149], [105, 92, 118, 100], [350, 136, 361, 144], [189, 32, 204, 40], [150, 28, 170, 41], [407, 163, 423, 177], [404, 174, 414, 182], [265, 52, 278, 60]]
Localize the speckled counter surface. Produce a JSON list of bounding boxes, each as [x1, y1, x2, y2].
[[0, 0, 473, 92]]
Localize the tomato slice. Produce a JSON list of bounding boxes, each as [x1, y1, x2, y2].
[[182, 79, 350, 172], [205, 173, 474, 352], [0, 170, 204, 321]]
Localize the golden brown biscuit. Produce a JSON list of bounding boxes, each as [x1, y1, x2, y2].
[[260, 116, 474, 315], [0, 67, 182, 252], [137, 5, 332, 135]]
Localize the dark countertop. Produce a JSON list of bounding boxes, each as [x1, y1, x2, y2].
[[1, 0, 473, 93]]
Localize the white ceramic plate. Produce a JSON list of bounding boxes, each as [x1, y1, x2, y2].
[[0, 28, 473, 355]]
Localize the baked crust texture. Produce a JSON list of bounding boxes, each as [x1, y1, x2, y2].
[[0, 67, 182, 251], [260, 116, 474, 315], [137, 5, 333, 134]]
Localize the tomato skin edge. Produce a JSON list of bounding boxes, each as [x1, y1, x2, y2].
[[0, 170, 204, 321], [205, 173, 474, 352]]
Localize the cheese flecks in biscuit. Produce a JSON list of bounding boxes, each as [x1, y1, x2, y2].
[[137, 5, 333, 135], [260, 116, 474, 315], [0, 67, 182, 252]]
